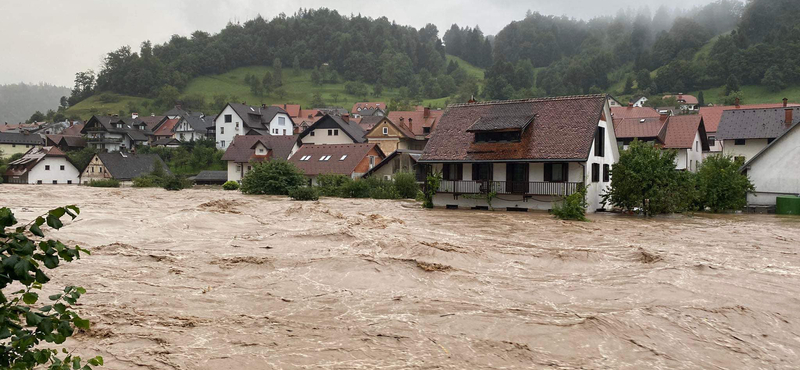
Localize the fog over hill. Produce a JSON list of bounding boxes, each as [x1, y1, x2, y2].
[[0, 83, 70, 124]]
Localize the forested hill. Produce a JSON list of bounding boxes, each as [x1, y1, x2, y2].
[[0, 83, 70, 124], [65, 0, 800, 115]]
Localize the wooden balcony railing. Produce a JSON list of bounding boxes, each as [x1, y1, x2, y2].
[[437, 180, 582, 196]]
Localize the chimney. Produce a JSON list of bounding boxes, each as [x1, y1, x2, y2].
[[786, 108, 793, 125], [424, 107, 430, 118], [131, 113, 139, 119], [262, 103, 267, 109], [659, 111, 669, 121], [407, 118, 413, 132], [735, 97, 740, 108], [341, 113, 350, 123], [628, 102, 633, 108], [283, 104, 287, 109], [783, 98, 788, 107], [468, 95, 476, 104]]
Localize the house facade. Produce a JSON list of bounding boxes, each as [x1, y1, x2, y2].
[[663, 94, 699, 111], [296, 114, 366, 146], [81, 115, 151, 152], [221, 135, 297, 182], [214, 103, 294, 149], [80, 152, 168, 185], [363, 149, 424, 181], [364, 117, 417, 154], [0, 132, 43, 158], [3, 147, 79, 185], [289, 143, 385, 184], [698, 99, 799, 154], [385, 106, 443, 150], [740, 120, 800, 206], [419, 95, 618, 212], [614, 114, 709, 172], [718, 106, 800, 163]]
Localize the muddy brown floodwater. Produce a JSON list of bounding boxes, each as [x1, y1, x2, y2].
[[2, 185, 800, 369]]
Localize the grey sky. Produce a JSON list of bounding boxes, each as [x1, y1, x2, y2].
[[0, 0, 717, 87]]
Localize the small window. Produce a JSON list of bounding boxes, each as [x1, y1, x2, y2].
[[334, 129, 339, 136], [383, 127, 389, 135], [369, 156, 375, 166], [45, 165, 50, 170], [319, 156, 326, 161], [12, 144, 15, 147], [603, 164, 610, 182], [247, 166, 251, 171], [423, 127, 431, 134], [708, 136, 716, 147], [221, 140, 225, 147], [67, 180, 72, 184], [37, 180, 42, 184], [734, 139, 746, 145], [60, 165, 65, 170], [594, 126, 605, 157], [279, 117, 285, 125], [283, 129, 287, 135], [310, 131, 315, 136], [340, 155, 347, 161], [52, 180, 58, 184], [328, 129, 333, 136], [591, 163, 600, 182], [225, 114, 232, 123], [220, 127, 225, 135]]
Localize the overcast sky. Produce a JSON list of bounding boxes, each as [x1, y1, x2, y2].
[[1, 0, 717, 87]]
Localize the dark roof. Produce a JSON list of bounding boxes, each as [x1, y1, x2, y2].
[[94, 152, 169, 181], [184, 115, 214, 132], [289, 143, 384, 176], [46, 135, 86, 148], [0, 132, 43, 145], [81, 115, 153, 141], [221, 134, 297, 163], [698, 103, 799, 133], [420, 95, 607, 162], [138, 115, 167, 131], [351, 102, 386, 114], [363, 149, 422, 177], [358, 116, 386, 131], [152, 137, 181, 146], [163, 106, 191, 117], [466, 111, 535, 132], [224, 103, 292, 130], [716, 107, 800, 139], [192, 170, 228, 182], [297, 114, 367, 143]]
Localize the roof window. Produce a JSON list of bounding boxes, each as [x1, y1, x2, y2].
[[340, 155, 347, 161]]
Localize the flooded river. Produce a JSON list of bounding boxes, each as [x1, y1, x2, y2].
[[3, 185, 800, 369]]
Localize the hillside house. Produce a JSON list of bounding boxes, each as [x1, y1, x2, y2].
[[289, 143, 385, 184], [0, 132, 43, 159], [79, 152, 168, 185], [698, 99, 799, 154], [174, 114, 214, 142], [351, 102, 386, 118], [739, 119, 800, 207], [631, 96, 648, 107], [296, 114, 366, 146], [214, 103, 294, 149], [663, 94, 699, 111], [717, 105, 800, 163], [81, 115, 152, 152], [614, 114, 709, 171], [419, 95, 618, 212], [2, 147, 79, 185], [221, 134, 297, 182], [151, 118, 181, 143], [385, 106, 443, 150]]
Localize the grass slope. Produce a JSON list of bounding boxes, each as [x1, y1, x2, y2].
[[66, 55, 485, 119]]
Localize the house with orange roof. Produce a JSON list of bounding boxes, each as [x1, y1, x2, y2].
[[663, 94, 699, 111], [385, 106, 443, 148], [614, 113, 709, 172], [2, 146, 80, 185], [698, 98, 799, 154]]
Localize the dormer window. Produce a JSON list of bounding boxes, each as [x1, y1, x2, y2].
[[474, 131, 521, 143]]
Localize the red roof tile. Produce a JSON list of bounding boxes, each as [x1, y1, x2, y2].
[[273, 104, 302, 118], [351, 102, 386, 114], [154, 118, 180, 137], [289, 143, 384, 176], [662, 115, 704, 149], [663, 94, 698, 105], [386, 106, 443, 137], [420, 95, 607, 162], [614, 117, 668, 142], [60, 123, 85, 136], [610, 106, 661, 120], [699, 103, 799, 133]]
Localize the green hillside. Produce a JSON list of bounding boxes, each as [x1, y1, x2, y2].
[[66, 56, 485, 120]]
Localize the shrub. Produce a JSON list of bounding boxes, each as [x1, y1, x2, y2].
[[222, 180, 240, 190], [241, 160, 307, 195], [696, 154, 754, 212], [0, 206, 103, 369], [315, 173, 353, 197], [393, 172, 419, 199], [365, 177, 400, 199], [422, 172, 442, 208], [342, 179, 372, 198], [87, 179, 120, 188], [132, 175, 160, 188], [552, 186, 588, 221], [289, 186, 319, 201], [163, 175, 189, 191]]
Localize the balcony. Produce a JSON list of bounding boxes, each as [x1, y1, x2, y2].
[[87, 136, 123, 144], [437, 180, 583, 196]]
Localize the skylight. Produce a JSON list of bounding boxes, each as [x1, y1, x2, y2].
[[339, 155, 347, 161], [300, 155, 311, 161]]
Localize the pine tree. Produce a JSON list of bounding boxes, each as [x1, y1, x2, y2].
[[697, 91, 705, 107], [623, 76, 634, 94], [724, 74, 740, 96]]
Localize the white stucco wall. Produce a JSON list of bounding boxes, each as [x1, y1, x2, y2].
[[744, 125, 800, 206], [722, 138, 770, 163], [227, 161, 255, 182], [705, 132, 723, 154], [268, 114, 293, 136], [300, 129, 356, 145], [215, 106, 245, 149], [26, 157, 80, 184], [175, 120, 205, 142]]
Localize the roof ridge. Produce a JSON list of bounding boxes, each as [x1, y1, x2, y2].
[[446, 94, 606, 108]]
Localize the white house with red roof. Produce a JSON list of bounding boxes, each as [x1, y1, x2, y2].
[[2, 147, 80, 185]]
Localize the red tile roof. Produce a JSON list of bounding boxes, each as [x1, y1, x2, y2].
[[663, 94, 698, 105], [614, 117, 668, 142], [420, 95, 607, 162], [699, 103, 799, 133], [60, 122, 85, 136], [273, 104, 302, 118], [386, 106, 443, 137], [351, 102, 386, 114], [153, 118, 180, 137], [662, 115, 704, 149], [137, 116, 166, 131], [289, 143, 384, 176], [610, 106, 661, 120], [221, 135, 297, 163]]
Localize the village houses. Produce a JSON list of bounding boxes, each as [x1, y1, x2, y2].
[[419, 94, 618, 212], [0, 132, 43, 159], [698, 99, 799, 154], [221, 134, 297, 182], [717, 102, 800, 164], [3, 146, 80, 185], [79, 152, 169, 185], [81, 115, 152, 152], [214, 103, 294, 149], [614, 113, 709, 172], [289, 143, 385, 184]]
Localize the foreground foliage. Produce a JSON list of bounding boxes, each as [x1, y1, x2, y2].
[[222, 181, 239, 191], [136, 139, 225, 176], [288, 186, 319, 201], [240, 160, 306, 196], [552, 186, 588, 221], [695, 154, 755, 212], [422, 172, 442, 209], [132, 159, 190, 191], [314, 172, 420, 200], [0, 206, 102, 369], [86, 179, 120, 188]]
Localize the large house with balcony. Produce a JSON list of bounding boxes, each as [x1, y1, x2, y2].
[[81, 115, 152, 152], [214, 103, 294, 150], [418, 94, 618, 212], [717, 105, 800, 163]]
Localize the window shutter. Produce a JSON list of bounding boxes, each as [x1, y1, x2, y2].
[[472, 164, 479, 181], [592, 163, 600, 182], [595, 127, 605, 157], [562, 163, 569, 182], [456, 164, 463, 180], [603, 164, 610, 182], [522, 163, 529, 183], [544, 163, 552, 182], [506, 163, 513, 184], [442, 164, 450, 180]]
